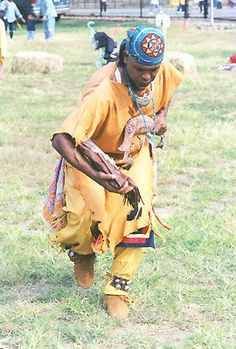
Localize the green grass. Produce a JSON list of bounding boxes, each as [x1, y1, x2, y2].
[[0, 18, 236, 348]]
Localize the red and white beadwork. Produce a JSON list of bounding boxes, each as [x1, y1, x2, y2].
[[141, 33, 164, 58]]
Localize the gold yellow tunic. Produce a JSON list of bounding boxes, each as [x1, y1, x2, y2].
[[51, 62, 183, 254], [0, 19, 7, 65]]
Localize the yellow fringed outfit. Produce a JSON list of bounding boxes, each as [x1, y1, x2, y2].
[[50, 62, 183, 296]]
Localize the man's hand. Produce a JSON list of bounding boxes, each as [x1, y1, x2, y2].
[[51, 134, 136, 195], [96, 172, 135, 194]]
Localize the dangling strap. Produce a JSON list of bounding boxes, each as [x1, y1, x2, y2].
[[152, 207, 171, 231], [42, 157, 67, 231]]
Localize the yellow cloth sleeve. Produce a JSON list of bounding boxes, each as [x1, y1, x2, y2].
[[53, 86, 110, 144], [166, 61, 184, 91], [155, 62, 184, 109], [72, 89, 110, 145], [0, 19, 7, 62]]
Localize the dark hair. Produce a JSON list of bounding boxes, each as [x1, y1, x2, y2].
[[117, 39, 128, 67]]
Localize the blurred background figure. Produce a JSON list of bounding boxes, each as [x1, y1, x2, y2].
[[26, 12, 37, 40], [94, 31, 117, 63], [150, 0, 160, 14], [228, 0, 236, 7], [184, 0, 190, 18], [155, 9, 170, 38], [1, 0, 25, 39], [198, 0, 203, 13], [177, 0, 185, 12], [99, 0, 107, 16], [176, 0, 189, 18], [39, 0, 57, 40], [216, 0, 222, 8], [87, 21, 118, 67], [0, 10, 7, 79], [203, 0, 208, 18]]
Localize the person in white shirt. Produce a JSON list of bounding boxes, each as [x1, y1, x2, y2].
[[2, 0, 25, 39]]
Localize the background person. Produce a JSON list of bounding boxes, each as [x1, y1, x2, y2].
[[177, 0, 185, 12], [150, 0, 160, 14], [203, 0, 209, 18], [2, 0, 25, 39], [93, 31, 117, 64], [26, 12, 36, 40], [39, 0, 57, 40], [99, 0, 107, 16], [184, 0, 190, 18], [46, 26, 183, 320], [198, 0, 203, 13]]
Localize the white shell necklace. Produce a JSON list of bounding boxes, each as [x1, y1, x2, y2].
[[127, 76, 164, 149]]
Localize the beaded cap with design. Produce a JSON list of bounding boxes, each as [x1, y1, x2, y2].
[[125, 25, 165, 66]]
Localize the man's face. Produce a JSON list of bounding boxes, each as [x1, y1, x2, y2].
[[124, 55, 161, 91]]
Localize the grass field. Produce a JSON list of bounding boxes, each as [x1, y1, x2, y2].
[[0, 19, 236, 349]]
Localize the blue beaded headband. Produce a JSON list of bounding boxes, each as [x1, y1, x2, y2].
[[125, 25, 165, 66]]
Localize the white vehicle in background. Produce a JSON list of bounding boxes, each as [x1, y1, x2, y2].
[[0, 0, 71, 20], [32, 0, 71, 19]]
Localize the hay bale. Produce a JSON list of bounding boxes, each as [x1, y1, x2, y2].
[[167, 51, 198, 76], [11, 51, 64, 74]]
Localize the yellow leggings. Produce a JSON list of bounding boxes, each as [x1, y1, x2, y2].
[[50, 212, 146, 297], [104, 246, 146, 298]]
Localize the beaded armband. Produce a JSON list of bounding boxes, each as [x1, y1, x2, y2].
[[111, 276, 131, 292]]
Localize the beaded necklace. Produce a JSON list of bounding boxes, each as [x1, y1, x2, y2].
[[127, 76, 164, 148]]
